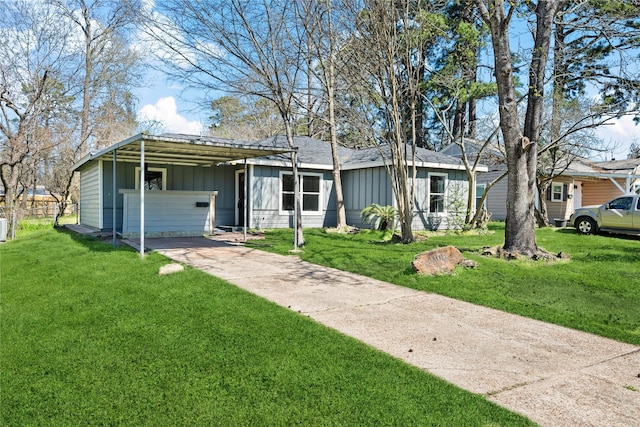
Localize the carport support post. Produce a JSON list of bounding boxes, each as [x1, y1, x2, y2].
[[243, 158, 248, 242], [293, 151, 298, 251], [139, 138, 145, 259], [112, 150, 117, 248]]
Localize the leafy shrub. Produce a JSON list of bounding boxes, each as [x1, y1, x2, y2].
[[361, 204, 397, 231]]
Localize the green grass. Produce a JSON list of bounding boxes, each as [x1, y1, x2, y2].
[[0, 228, 534, 426], [257, 224, 640, 346]]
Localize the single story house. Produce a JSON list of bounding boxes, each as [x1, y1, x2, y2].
[[72, 133, 486, 238], [440, 140, 640, 222], [477, 160, 640, 222]]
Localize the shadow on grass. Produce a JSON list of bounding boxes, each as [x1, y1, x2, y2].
[[557, 227, 640, 240], [56, 226, 135, 254]]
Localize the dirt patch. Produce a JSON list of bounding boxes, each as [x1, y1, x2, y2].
[[482, 245, 571, 262]]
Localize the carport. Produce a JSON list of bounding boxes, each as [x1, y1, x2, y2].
[[72, 133, 297, 258]]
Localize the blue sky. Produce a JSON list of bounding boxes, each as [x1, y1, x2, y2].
[[133, 5, 639, 160], [135, 76, 638, 160]]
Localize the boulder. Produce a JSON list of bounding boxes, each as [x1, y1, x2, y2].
[[412, 246, 464, 275], [159, 263, 184, 275]]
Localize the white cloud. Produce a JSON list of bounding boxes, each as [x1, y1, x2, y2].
[[595, 115, 640, 158], [138, 97, 203, 135]]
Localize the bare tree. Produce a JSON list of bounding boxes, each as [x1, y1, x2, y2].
[[0, 1, 77, 229], [629, 141, 640, 160], [48, 0, 141, 225], [208, 95, 284, 140], [141, 0, 308, 246], [535, 0, 640, 225], [342, 1, 446, 242], [52, 0, 140, 152], [298, 0, 348, 228]]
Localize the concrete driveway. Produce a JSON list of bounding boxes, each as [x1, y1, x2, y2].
[[132, 236, 640, 427]]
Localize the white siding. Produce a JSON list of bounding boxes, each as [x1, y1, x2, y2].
[[79, 161, 102, 229], [120, 190, 217, 237]]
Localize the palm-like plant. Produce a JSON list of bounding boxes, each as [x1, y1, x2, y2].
[[360, 204, 397, 231]]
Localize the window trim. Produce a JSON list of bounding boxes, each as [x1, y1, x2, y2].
[[427, 172, 448, 216], [279, 171, 323, 215], [135, 167, 167, 190], [550, 181, 564, 202]]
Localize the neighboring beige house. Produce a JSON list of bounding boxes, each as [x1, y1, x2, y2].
[[440, 140, 640, 222], [539, 158, 640, 221]]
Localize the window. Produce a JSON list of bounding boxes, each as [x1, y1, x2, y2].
[[550, 182, 565, 202], [428, 173, 447, 214], [280, 172, 322, 214], [135, 167, 167, 190], [608, 197, 632, 211]]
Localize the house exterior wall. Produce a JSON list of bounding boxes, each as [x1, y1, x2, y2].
[[78, 158, 474, 234], [343, 167, 393, 228], [481, 174, 577, 222], [478, 174, 632, 222], [119, 190, 216, 237], [412, 169, 470, 230], [545, 177, 572, 221], [250, 165, 337, 229], [93, 161, 239, 232], [79, 161, 102, 229], [581, 178, 629, 206], [343, 167, 469, 230], [477, 171, 508, 221]]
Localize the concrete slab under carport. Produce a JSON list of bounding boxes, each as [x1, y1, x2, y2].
[[130, 236, 640, 426]]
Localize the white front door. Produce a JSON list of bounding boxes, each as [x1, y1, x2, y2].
[[572, 181, 582, 210]]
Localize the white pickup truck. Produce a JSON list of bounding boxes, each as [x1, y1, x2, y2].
[[569, 193, 640, 235]]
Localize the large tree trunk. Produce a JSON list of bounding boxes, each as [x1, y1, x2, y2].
[[479, 0, 562, 257], [486, 4, 537, 255]]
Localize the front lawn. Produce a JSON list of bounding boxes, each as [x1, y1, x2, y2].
[[257, 224, 640, 346], [0, 227, 533, 426]]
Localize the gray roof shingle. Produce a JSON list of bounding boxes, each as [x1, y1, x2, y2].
[[254, 135, 464, 168]]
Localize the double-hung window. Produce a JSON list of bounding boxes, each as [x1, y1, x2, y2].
[[550, 182, 565, 202], [428, 173, 447, 214], [280, 172, 321, 214]]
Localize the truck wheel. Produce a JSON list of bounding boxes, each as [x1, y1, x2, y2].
[[575, 217, 597, 235]]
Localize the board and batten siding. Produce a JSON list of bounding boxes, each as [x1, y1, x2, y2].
[[343, 167, 392, 228], [412, 169, 469, 230], [477, 171, 508, 221], [97, 161, 238, 231], [119, 190, 216, 237], [250, 166, 337, 229], [343, 167, 469, 230], [79, 161, 102, 229], [165, 164, 237, 226]]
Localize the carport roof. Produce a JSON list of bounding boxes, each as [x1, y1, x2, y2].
[[72, 133, 295, 171]]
